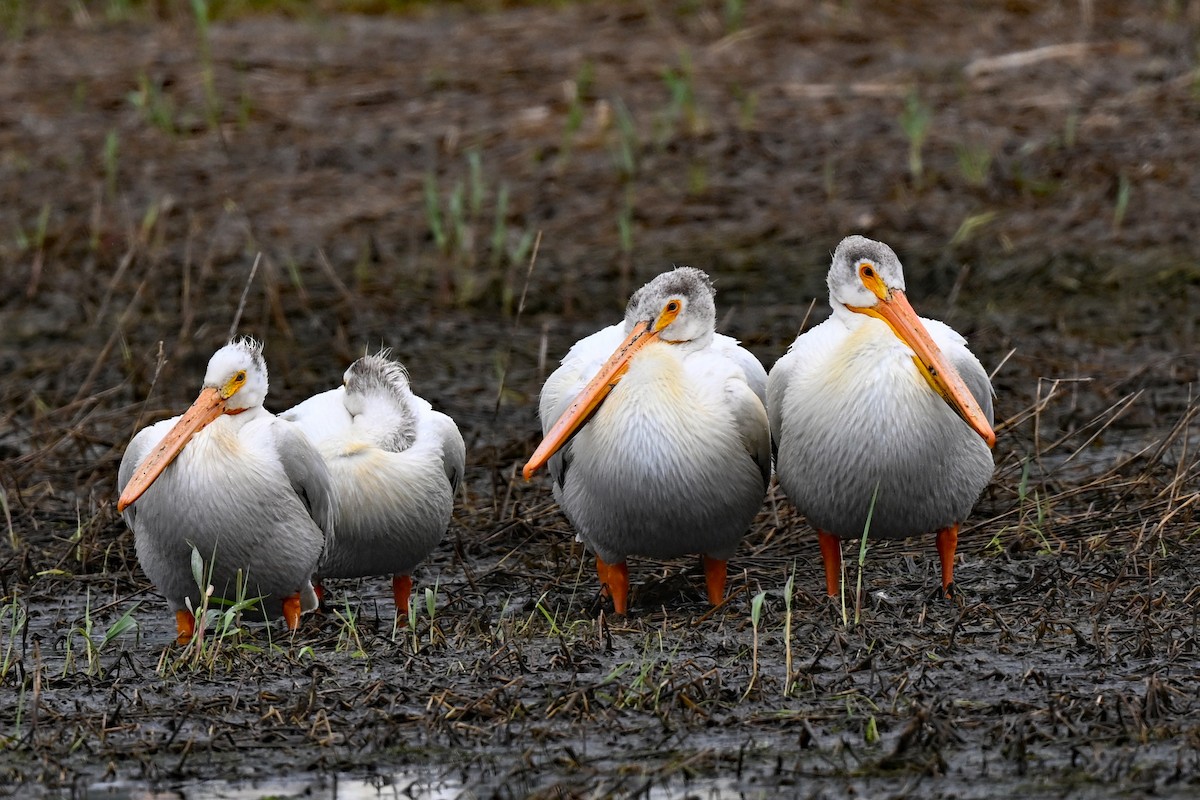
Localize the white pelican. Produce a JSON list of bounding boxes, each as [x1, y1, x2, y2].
[[117, 338, 334, 643], [524, 267, 771, 614], [281, 351, 464, 618], [767, 235, 995, 598]]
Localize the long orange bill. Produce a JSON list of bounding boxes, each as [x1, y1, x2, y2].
[[856, 291, 996, 449], [117, 386, 226, 512], [523, 320, 657, 480]]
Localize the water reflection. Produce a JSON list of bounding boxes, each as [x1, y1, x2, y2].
[[81, 773, 463, 800], [78, 773, 763, 799]]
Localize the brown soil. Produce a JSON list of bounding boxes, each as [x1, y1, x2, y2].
[[2, 1, 1199, 797]]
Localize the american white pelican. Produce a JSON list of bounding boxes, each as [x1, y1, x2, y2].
[[524, 267, 771, 614], [767, 235, 995, 598], [117, 338, 334, 643], [282, 351, 464, 618]]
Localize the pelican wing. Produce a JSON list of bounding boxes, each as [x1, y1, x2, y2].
[[279, 387, 352, 447], [274, 420, 337, 547], [710, 334, 771, 488], [116, 418, 175, 528], [406, 395, 465, 493], [115, 440, 145, 528], [727, 377, 772, 490], [713, 333, 768, 407], [765, 350, 794, 455], [923, 317, 995, 426], [765, 318, 842, 455], [537, 322, 627, 487], [538, 323, 628, 432], [431, 409, 466, 494]]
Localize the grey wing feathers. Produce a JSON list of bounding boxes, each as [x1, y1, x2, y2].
[[538, 324, 626, 437], [952, 349, 995, 426], [537, 350, 599, 489], [924, 317, 995, 427], [765, 351, 795, 456], [117, 431, 148, 497], [117, 423, 164, 527], [713, 334, 772, 475], [436, 413, 467, 494], [713, 335, 772, 487], [275, 421, 337, 545], [714, 333, 768, 407], [729, 380, 772, 491]]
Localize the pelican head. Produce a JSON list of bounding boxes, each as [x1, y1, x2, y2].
[[623, 266, 716, 349], [828, 235, 906, 310], [204, 337, 269, 411], [826, 235, 995, 449], [117, 337, 270, 512], [523, 266, 719, 479], [343, 351, 417, 452]]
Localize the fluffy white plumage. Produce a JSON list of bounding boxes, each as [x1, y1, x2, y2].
[[282, 351, 464, 594], [768, 236, 994, 543], [537, 267, 771, 566], [117, 338, 333, 622]]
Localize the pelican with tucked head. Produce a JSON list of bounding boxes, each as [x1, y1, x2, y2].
[[524, 267, 771, 614], [117, 338, 334, 643], [767, 236, 995, 598], [282, 350, 464, 617]]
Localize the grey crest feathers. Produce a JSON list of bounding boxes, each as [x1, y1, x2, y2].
[[624, 266, 717, 346], [345, 350, 411, 399], [228, 336, 267, 371], [829, 236, 906, 295], [625, 266, 714, 319], [229, 335, 265, 357], [345, 350, 418, 453]]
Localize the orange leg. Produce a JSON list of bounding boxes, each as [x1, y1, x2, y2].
[[175, 609, 196, 645], [817, 531, 843, 597], [282, 592, 303, 631], [702, 556, 727, 606], [596, 556, 630, 615], [936, 524, 959, 598], [393, 574, 414, 619]]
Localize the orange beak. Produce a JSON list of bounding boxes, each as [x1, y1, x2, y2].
[[852, 290, 996, 449], [523, 320, 659, 480], [117, 386, 227, 512]]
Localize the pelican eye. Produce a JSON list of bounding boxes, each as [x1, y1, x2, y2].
[[857, 261, 890, 301], [221, 369, 249, 398], [654, 298, 684, 331]]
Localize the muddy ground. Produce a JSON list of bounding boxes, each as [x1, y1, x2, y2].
[[1, 1, 1199, 797]]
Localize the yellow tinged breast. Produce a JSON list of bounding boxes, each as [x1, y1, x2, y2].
[[622, 343, 688, 403]]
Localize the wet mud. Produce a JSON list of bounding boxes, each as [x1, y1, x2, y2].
[[1, 1, 1199, 797]]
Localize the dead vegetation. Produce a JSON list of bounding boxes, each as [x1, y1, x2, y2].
[[1, 1, 1199, 797]]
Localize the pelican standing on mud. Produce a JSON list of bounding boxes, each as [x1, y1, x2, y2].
[[767, 236, 996, 598], [524, 267, 771, 614], [117, 338, 334, 643], [282, 351, 464, 618]]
